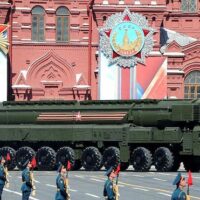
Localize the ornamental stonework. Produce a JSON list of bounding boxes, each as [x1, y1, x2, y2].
[[99, 8, 154, 67]]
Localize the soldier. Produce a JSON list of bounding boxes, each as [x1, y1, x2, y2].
[[0, 156, 6, 200], [55, 164, 70, 200], [21, 159, 36, 200], [103, 167, 117, 200], [171, 172, 187, 200]]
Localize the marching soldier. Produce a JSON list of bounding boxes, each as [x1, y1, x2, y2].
[[0, 156, 7, 200], [55, 164, 70, 200], [171, 172, 187, 200], [103, 167, 117, 200], [21, 159, 36, 200]]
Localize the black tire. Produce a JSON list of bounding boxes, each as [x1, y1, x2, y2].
[[81, 147, 102, 171], [73, 160, 82, 170], [36, 146, 56, 170], [131, 147, 152, 172], [16, 147, 35, 170], [154, 147, 174, 172], [120, 162, 129, 171], [56, 147, 75, 169], [171, 160, 181, 172], [171, 156, 181, 171], [0, 147, 16, 170], [103, 147, 120, 170]]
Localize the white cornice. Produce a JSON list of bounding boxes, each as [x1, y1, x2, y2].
[[149, 51, 162, 56], [12, 84, 31, 89], [94, 4, 166, 8], [46, 8, 55, 11], [167, 69, 185, 74], [0, 2, 10, 4], [15, 7, 31, 11], [71, 9, 87, 12], [164, 52, 185, 57]]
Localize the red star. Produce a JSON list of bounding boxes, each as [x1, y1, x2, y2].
[[75, 111, 81, 121], [135, 52, 141, 59], [105, 29, 112, 37], [142, 29, 150, 36], [0, 24, 8, 34], [0, 24, 9, 54], [112, 51, 120, 59], [123, 15, 131, 21]]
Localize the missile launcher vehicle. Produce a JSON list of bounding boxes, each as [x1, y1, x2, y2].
[[0, 99, 200, 172]]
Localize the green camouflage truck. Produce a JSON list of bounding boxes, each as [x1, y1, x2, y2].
[[0, 99, 200, 172]]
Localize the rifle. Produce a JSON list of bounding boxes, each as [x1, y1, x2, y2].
[[4, 153, 11, 188], [30, 170, 36, 196], [186, 170, 193, 200], [65, 174, 70, 200], [4, 166, 9, 188], [113, 165, 120, 200], [30, 157, 37, 197], [113, 176, 119, 200], [65, 161, 71, 200], [186, 187, 190, 200]]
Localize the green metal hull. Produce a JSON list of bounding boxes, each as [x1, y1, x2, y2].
[[0, 99, 199, 171]]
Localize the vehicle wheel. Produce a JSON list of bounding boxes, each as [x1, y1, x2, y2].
[[120, 162, 129, 171], [16, 147, 35, 170], [0, 146, 16, 170], [73, 160, 82, 170], [154, 147, 174, 172], [131, 147, 152, 172], [36, 146, 56, 170], [171, 155, 181, 172], [56, 147, 75, 169], [81, 147, 102, 171], [103, 147, 120, 170]]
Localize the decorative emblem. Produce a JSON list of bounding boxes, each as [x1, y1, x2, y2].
[[99, 8, 154, 67], [110, 22, 145, 57], [0, 24, 9, 55]]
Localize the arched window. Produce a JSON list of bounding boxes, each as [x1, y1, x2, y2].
[[181, 0, 197, 13], [32, 6, 45, 41], [56, 7, 70, 42], [184, 71, 200, 98]]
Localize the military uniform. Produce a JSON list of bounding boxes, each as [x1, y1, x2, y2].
[[171, 172, 187, 200], [55, 174, 68, 200], [171, 188, 187, 200], [21, 167, 32, 200], [0, 163, 6, 200], [104, 179, 115, 200], [103, 167, 116, 200]]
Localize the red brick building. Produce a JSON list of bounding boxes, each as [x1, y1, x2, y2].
[[1, 0, 200, 101]]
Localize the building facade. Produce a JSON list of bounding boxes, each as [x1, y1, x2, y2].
[[0, 1, 11, 101], [0, 0, 200, 101]]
